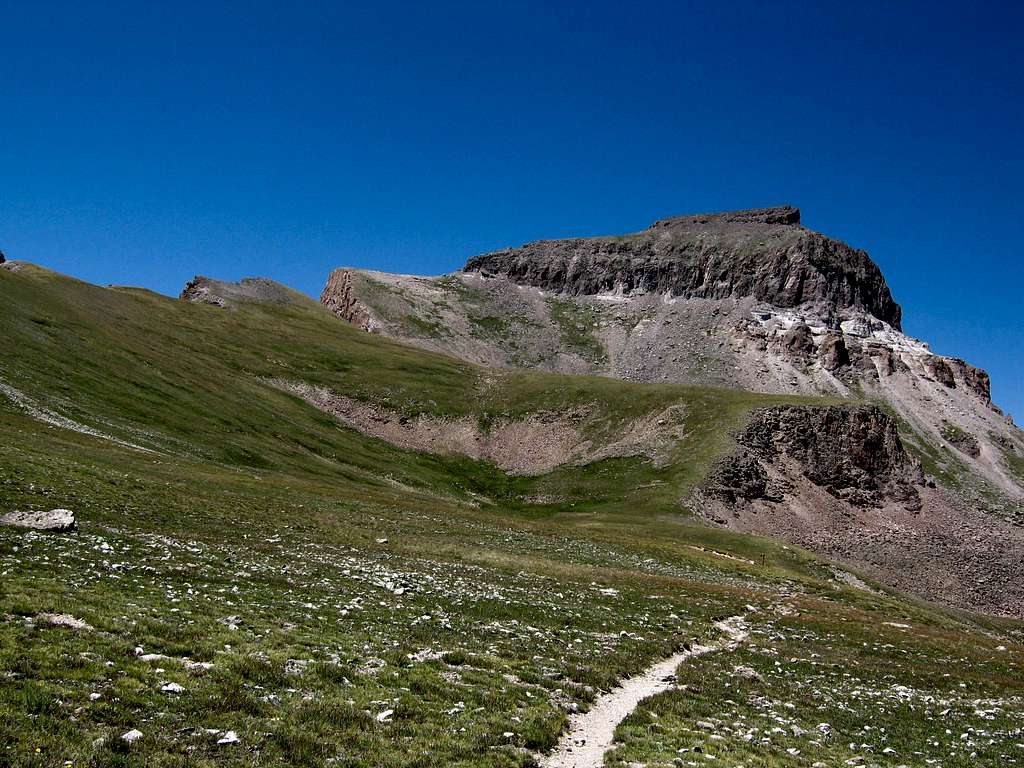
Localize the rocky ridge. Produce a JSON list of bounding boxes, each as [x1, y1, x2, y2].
[[319, 269, 380, 332]]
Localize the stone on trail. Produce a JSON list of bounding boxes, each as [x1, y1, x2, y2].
[[0, 508, 76, 532]]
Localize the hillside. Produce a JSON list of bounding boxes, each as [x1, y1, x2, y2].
[[2, 261, 1023, 767]]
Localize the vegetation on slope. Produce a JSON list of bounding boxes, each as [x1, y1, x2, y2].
[[0, 265, 1021, 767]]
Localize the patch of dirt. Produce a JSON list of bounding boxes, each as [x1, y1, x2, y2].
[[268, 379, 686, 476]]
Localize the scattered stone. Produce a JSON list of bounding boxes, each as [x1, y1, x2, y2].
[[217, 730, 240, 745], [121, 729, 144, 744], [161, 682, 186, 694]]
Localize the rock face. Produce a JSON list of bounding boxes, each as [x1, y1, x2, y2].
[[180, 276, 296, 308], [707, 405, 923, 510], [319, 269, 380, 332], [463, 206, 902, 329], [1, 508, 76, 532]]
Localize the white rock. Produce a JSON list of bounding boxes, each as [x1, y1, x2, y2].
[[0, 508, 76, 532], [121, 729, 144, 744], [161, 682, 186, 694], [376, 709, 394, 722], [38, 613, 93, 631], [217, 730, 240, 745]]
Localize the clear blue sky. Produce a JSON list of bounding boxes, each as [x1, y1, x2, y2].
[[3, 1, 1022, 416]]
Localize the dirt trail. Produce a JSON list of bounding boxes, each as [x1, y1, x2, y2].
[[539, 616, 748, 768]]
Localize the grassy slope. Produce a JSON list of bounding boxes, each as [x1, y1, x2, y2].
[[0, 265, 1022, 767]]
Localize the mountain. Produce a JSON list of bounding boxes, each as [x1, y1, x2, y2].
[[2, 232, 1023, 766], [320, 206, 1023, 509]]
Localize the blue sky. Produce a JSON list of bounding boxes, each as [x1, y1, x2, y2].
[[2, 1, 1022, 415]]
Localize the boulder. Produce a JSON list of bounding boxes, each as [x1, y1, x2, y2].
[[924, 357, 956, 388], [818, 332, 850, 371], [780, 323, 815, 359], [1, 508, 76, 532]]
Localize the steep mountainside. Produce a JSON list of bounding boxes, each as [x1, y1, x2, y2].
[[319, 207, 1023, 505]]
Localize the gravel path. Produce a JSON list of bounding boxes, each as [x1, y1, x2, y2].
[[539, 616, 748, 768]]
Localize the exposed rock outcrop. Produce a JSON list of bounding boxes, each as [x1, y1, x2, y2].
[[780, 323, 815, 359], [817, 333, 850, 371], [463, 206, 902, 329], [320, 269, 380, 332], [180, 276, 296, 308], [707, 405, 923, 510], [698, 407, 1024, 617], [925, 357, 956, 388], [947, 358, 992, 403]]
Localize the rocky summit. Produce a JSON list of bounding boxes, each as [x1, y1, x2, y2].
[[463, 206, 901, 328]]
